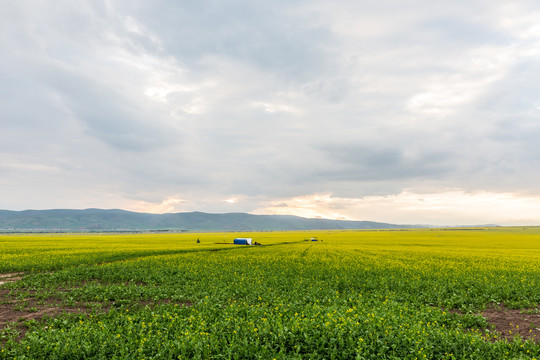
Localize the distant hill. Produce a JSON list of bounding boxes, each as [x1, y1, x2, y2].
[[0, 209, 422, 232]]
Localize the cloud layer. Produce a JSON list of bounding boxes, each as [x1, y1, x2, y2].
[[2, 0, 540, 225]]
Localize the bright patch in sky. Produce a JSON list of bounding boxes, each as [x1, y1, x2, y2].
[[256, 191, 540, 226]]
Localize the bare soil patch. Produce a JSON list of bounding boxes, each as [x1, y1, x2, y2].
[[445, 305, 540, 342], [1, 289, 192, 331], [1, 273, 193, 341], [0, 273, 24, 286], [0, 273, 87, 341], [0, 289, 87, 330], [482, 305, 540, 342], [0, 303, 85, 329]]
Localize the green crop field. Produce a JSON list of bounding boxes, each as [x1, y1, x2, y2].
[[2, 228, 540, 359]]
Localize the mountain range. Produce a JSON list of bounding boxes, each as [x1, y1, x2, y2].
[[0, 209, 422, 232]]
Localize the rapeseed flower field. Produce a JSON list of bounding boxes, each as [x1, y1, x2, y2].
[[1, 228, 540, 359]]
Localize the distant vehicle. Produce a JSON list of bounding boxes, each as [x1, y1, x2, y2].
[[311, 237, 318, 241]]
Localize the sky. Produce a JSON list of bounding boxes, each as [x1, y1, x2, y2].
[[2, 0, 540, 226]]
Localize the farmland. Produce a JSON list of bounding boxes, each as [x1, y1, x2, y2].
[[1, 229, 540, 359]]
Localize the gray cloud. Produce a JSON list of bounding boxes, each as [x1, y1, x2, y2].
[[123, 0, 334, 80], [316, 144, 452, 182], [2, 0, 540, 224]]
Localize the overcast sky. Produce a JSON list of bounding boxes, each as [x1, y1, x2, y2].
[[2, 0, 540, 225]]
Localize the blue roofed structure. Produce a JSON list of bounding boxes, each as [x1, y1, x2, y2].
[[234, 238, 252, 245]]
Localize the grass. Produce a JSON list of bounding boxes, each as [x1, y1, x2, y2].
[[1, 228, 540, 359]]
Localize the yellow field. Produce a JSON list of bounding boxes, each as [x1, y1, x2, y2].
[[2, 228, 540, 358]]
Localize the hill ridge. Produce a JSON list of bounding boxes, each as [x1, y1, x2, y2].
[[0, 209, 421, 231]]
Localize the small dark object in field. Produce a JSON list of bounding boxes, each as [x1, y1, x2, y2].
[[254, 242, 262, 246]]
